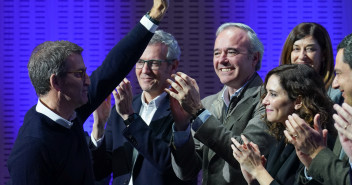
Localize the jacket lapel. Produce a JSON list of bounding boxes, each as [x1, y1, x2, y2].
[[207, 73, 263, 161]]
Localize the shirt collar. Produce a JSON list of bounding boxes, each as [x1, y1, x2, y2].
[[141, 91, 168, 108], [221, 75, 253, 107], [36, 99, 76, 129]]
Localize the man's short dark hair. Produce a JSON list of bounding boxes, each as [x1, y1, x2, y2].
[[337, 33, 352, 69], [27, 41, 83, 96]]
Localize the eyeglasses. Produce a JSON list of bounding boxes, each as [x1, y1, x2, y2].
[[135, 59, 172, 70], [66, 67, 87, 78]]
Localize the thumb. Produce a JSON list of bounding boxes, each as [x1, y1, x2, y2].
[[313, 114, 322, 135]]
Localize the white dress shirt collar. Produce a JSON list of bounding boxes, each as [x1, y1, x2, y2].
[[139, 92, 167, 125], [36, 99, 76, 129]]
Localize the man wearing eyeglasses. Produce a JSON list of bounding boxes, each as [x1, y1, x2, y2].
[[6, 1, 169, 184], [89, 30, 196, 185]]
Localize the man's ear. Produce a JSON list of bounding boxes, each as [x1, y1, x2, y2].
[[294, 95, 303, 110], [252, 52, 260, 69], [171, 59, 179, 73], [50, 74, 61, 91]]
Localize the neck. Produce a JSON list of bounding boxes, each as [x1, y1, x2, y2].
[[40, 93, 75, 120], [143, 91, 163, 104], [227, 72, 255, 96]]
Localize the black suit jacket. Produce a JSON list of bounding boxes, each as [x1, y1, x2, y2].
[[91, 94, 196, 185]]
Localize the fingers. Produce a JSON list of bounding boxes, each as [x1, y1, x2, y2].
[[336, 103, 352, 121], [261, 155, 267, 166], [313, 114, 323, 135], [169, 73, 193, 92], [112, 87, 120, 101], [285, 117, 299, 140], [342, 103, 352, 114], [231, 138, 244, 161], [284, 130, 295, 144], [176, 72, 200, 91], [231, 137, 242, 148], [231, 144, 241, 160], [334, 118, 352, 140], [241, 135, 250, 150], [291, 114, 306, 134], [167, 79, 182, 95], [113, 78, 133, 103], [249, 141, 260, 153], [290, 113, 315, 136], [334, 104, 352, 129], [123, 78, 132, 96], [164, 87, 179, 100]]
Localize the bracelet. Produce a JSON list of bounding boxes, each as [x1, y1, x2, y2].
[[145, 11, 160, 25], [190, 108, 205, 122]]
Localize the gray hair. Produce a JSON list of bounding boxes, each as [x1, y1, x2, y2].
[[337, 33, 352, 69], [27, 41, 83, 96], [216, 23, 264, 71], [149, 30, 181, 61]]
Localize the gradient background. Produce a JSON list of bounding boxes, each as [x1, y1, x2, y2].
[[1, 0, 352, 184]]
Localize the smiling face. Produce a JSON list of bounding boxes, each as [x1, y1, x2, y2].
[[333, 49, 352, 105], [290, 36, 323, 72], [59, 53, 90, 109], [136, 43, 177, 98], [262, 75, 295, 124], [213, 27, 257, 89]]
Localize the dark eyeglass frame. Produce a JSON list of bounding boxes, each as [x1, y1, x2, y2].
[[136, 59, 173, 70], [66, 67, 87, 78]]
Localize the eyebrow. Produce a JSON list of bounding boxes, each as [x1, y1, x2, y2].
[[265, 89, 276, 93], [293, 44, 317, 47], [213, 47, 238, 52]]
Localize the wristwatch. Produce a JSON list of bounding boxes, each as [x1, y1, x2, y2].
[[190, 108, 205, 122], [124, 113, 139, 127], [145, 11, 160, 25]]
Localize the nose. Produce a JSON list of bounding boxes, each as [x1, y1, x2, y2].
[[298, 50, 307, 60], [141, 62, 152, 73], [262, 94, 269, 106], [84, 72, 90, 86], [332, 76, 339, 89], [219, 51, 229, 64]]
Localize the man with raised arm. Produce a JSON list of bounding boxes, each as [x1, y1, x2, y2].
[[6, 1, 168, 184]]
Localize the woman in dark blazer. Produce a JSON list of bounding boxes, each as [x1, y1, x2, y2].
[[231, 64, 335, 185]]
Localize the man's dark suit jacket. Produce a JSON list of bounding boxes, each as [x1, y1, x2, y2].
[[91, 94, 196, 185], [7, 22, 153, 185]]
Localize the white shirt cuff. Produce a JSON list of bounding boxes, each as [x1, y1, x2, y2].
[[304, 167, 313, 181], [140, 15, 158, 33], [90, 133, 104, 148]]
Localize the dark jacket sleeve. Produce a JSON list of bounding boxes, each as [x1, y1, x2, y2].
[[122, 113, 174, 172], [303, 148, 350, 185], [77, 22, 154, 122]]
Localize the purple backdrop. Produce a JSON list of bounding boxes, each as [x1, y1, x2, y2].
[[1, 0, 352, 184]]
